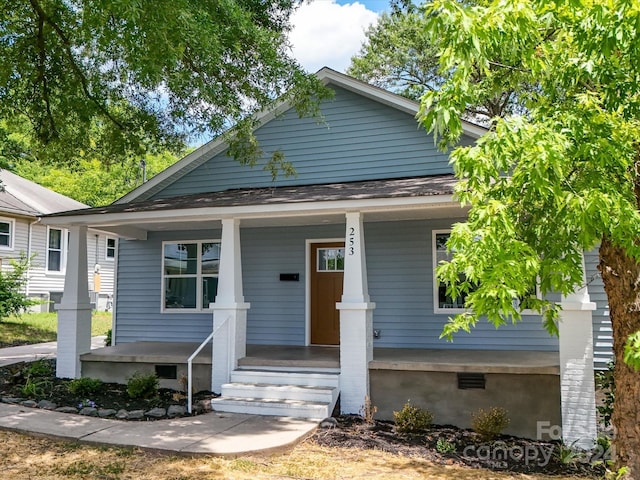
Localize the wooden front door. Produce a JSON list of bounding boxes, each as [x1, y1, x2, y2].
[[310, 242, 344, 345]]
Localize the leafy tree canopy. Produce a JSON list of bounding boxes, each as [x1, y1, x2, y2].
[[348, 0, 523, 120], [14, 152, 179, 206], [0, 0, 326, 167], [419, 0, 640, 474]]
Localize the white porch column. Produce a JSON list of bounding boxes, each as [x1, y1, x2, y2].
[[211, 218, 250, 392], [56, 225, 92, 379], [558, 256, 597, 449], [337, 212, 375, 414]]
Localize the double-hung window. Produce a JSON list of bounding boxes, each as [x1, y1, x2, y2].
[[162, 241, 220, 311], [0, 218, 14, 249], [47, 227, 66, 272], [106, 237, 116, 260], [433, 230, 470, 312]]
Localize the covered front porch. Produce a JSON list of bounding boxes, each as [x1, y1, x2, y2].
[[41, 175, 598, 446]]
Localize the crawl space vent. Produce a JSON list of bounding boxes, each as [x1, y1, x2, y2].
[[457, 372, 486, 389]]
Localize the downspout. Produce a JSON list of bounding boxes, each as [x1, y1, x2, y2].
[[26, 218, 38, 298], [110, 237, 119, 346]]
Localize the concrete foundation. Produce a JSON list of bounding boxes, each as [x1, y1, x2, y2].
[[370, 369, 561, 439]]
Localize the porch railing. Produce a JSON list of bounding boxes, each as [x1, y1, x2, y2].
[[187, 315, 230, 414]]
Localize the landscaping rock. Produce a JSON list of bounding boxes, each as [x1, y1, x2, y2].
[[1, 397, 24, 404], [128, 409, 144, 420], [145, 407, 166, 419], [167, 405, 187, 418], [79, 407, 98, 417], [37, 400, 57, 410], [21, 400, 37, 408], [98, 409, 117, 418], [320, 417, 338, 429], [198, 399, 213, 412], [115, 409, 129, 420], [55, 406, 78, 414]]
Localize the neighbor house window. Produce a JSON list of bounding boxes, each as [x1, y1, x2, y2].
[[47, 227, 66, 272], [433, 230, 470, 312], [106, 237, 116, 260], [0, 219, 14, 249], [162, 241, 220, 310]]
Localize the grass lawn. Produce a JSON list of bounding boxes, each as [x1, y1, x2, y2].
[[0, 312, 112, 347], [0, 430, 587, 480]]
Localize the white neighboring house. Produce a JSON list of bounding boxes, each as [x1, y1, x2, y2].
[[0, 170, 115, 311]]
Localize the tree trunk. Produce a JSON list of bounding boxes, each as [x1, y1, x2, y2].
[[598, 238, 640, 478]]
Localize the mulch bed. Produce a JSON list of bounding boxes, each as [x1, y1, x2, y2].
[[0, 359, 606, 477], [0, 359, 213, 418], [313, 415, 604, 477]]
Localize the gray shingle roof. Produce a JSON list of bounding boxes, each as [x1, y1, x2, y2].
[[44, 174, 457, 218], [0, 170, 88, 217]]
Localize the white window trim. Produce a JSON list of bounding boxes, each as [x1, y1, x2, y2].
[[432, 229, 541, 316], [0, 217, 15, 250], [161, 239, 220, 313], [46, 226, 67, 274], [433, 229, 466, 314], [105, 237, 116, 261]]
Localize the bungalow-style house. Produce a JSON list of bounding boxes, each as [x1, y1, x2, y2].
[[0, 170, 114, 311], [41, 69, 600, 447]]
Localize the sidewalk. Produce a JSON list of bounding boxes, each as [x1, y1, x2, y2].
[[0, 336, 106, 367], [0, 402, 318, 455], [0, 338, 319, 455]]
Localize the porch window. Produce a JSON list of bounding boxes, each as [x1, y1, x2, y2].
[[162, 241, 220, 311], [0, 218, 13, 249], [433, 230, 470, 312]]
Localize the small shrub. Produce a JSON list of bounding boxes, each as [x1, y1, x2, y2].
[[596, 361, 615, 428], [126, 372, 159, 399], [555, 441, 584, 464], [24, 359, 54, 378], [393, 401, 433, 433], [20, 377, 52, 398], [471, 407, 510, 440], [68, 377, 103, 398], [436, 438, 456, 454], [104, 329, 112, 347]]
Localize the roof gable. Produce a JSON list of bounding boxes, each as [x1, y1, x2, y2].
[[0, 170, 87, 216], [117, 69, 486, 204]]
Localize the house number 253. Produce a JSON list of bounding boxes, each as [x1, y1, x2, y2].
[[348, 227, 356, 255]]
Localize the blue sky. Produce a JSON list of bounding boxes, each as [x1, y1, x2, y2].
[[289, 0, 390, 73]]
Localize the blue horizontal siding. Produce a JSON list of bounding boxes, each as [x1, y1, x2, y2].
[[115, 220, 558, 352], [152, 86, 474, 199], [114, 230, 221, 344]]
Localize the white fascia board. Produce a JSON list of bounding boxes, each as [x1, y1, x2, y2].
[[316, 68, 487, 139], [40, 195, 458, 228], [116, 100, 295, 205]]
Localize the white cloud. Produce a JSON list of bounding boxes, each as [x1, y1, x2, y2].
[[289, 1, 379, 73]]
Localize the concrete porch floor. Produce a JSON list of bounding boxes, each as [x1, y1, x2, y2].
[[81, 343, 559, 375]]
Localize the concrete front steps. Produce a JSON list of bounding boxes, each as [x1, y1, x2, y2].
[[211, 368, 340, 420]]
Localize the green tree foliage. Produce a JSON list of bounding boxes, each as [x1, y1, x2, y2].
[[0, 254, 37, 322], [14, 152, 179, 206], [0, 0, 326, 168], [419, 0, 640, 474], [348, 0, 521, 120]]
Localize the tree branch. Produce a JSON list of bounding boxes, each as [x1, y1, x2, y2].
[[33, 6, 58, 140], [28, 0, 126, 131]]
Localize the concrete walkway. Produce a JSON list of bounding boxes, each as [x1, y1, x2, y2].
[[0, 338, 319, 455], [0, 336, 107, 367], [0, 402, 318, 455]]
